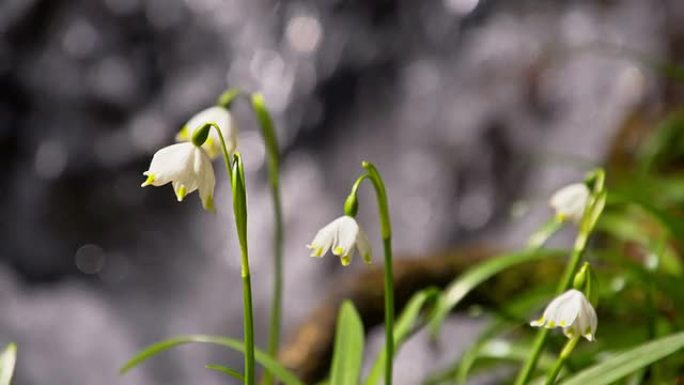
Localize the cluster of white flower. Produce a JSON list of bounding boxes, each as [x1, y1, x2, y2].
[[530, 182, 598, 342], [141, 106, 237, 211], [141, 103, 600, 346]]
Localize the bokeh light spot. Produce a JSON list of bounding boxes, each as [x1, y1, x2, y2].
[[286, 15, 323, 54], [75, 244, 106, 275], [34, 140, 68, 180], [444, 0, 479, 15]]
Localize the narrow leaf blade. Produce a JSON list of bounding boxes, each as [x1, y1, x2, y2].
[[430, 249, 564, 335], [0, 343, 17, 385], [119, 335, 303, 385], [205, 364, 244, 381], [561, 331, 684, 385], [365, 288, 440, 385], [330, 301, 365, 385]]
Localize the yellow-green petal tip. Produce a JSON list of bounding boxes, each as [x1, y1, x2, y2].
[[175, 184, 187, 202], [141, 173, 155, 187]]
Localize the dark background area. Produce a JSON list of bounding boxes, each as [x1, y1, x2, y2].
[[0, 0, 682, 384]]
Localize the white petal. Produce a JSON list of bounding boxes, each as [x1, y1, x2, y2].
[[307, 216, 365, 266], [530, 289, 597, 341], [183, 106, 237, 158], [331, 216, 359, 259], [142, 143, 216, 208], [577, 295, 598, 341], [144, 143, 196, 187], [307, 220, 337, 257], [549, 183, 590, 223], [542, 290, 580, 328], [355, 225, 372, 264], [195, 147, 216, 211]]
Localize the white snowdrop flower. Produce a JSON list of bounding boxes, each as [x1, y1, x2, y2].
[[141, 142, 216, 211], [549, 183, 590, 223], [530, 289, 597, 341], [177, 106, 237, 159], [307, 216, 372, 266]]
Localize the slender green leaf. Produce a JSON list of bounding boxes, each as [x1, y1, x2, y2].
[[330, 301, 365, 385], [596, 250, 684, 313], [527, 218, 564, 249], [364, 288, 441, 385], [422, 285, 557, 385], [452, 320, 508, 385], [597, 212, 683, 276], [430, 249, 565, 335], [119, 335, 303, 385], [425, 335, 556, 385], [638, 109, 684, 172], [561, 331, 684, 385], [0, 343, 17, 385], [205, 364, 244, 381], [609, 190, 684, 241]]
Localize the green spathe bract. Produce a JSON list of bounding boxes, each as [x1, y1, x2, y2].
[[230, 153, 256, 385], [191, 122, 212, 147]]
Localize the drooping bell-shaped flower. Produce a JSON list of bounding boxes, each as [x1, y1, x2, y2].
[[530, 289, 597, 341], [141, 142, 216, 211], [549, 183, 590, 223], [307, 216, 372, 266], [176, 106, 237, 159]]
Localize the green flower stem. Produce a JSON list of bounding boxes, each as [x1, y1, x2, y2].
[[217, 90, 286, 385], [380, 237, 395, 385], [211, 122, 255, 385], [251, 93, 284, 385], [231, 154, 256, 385], [544, 336, 580, 385], [514, 169, 606, 385], [514, 230, 589, 385], [212, 123, 234, 180], [361, 161, 395, 385]]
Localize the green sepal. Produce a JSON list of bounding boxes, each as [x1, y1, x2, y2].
[[191, 122, 213, 147], [344, 193, 359, 217], [573, 262, 600, 306]]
